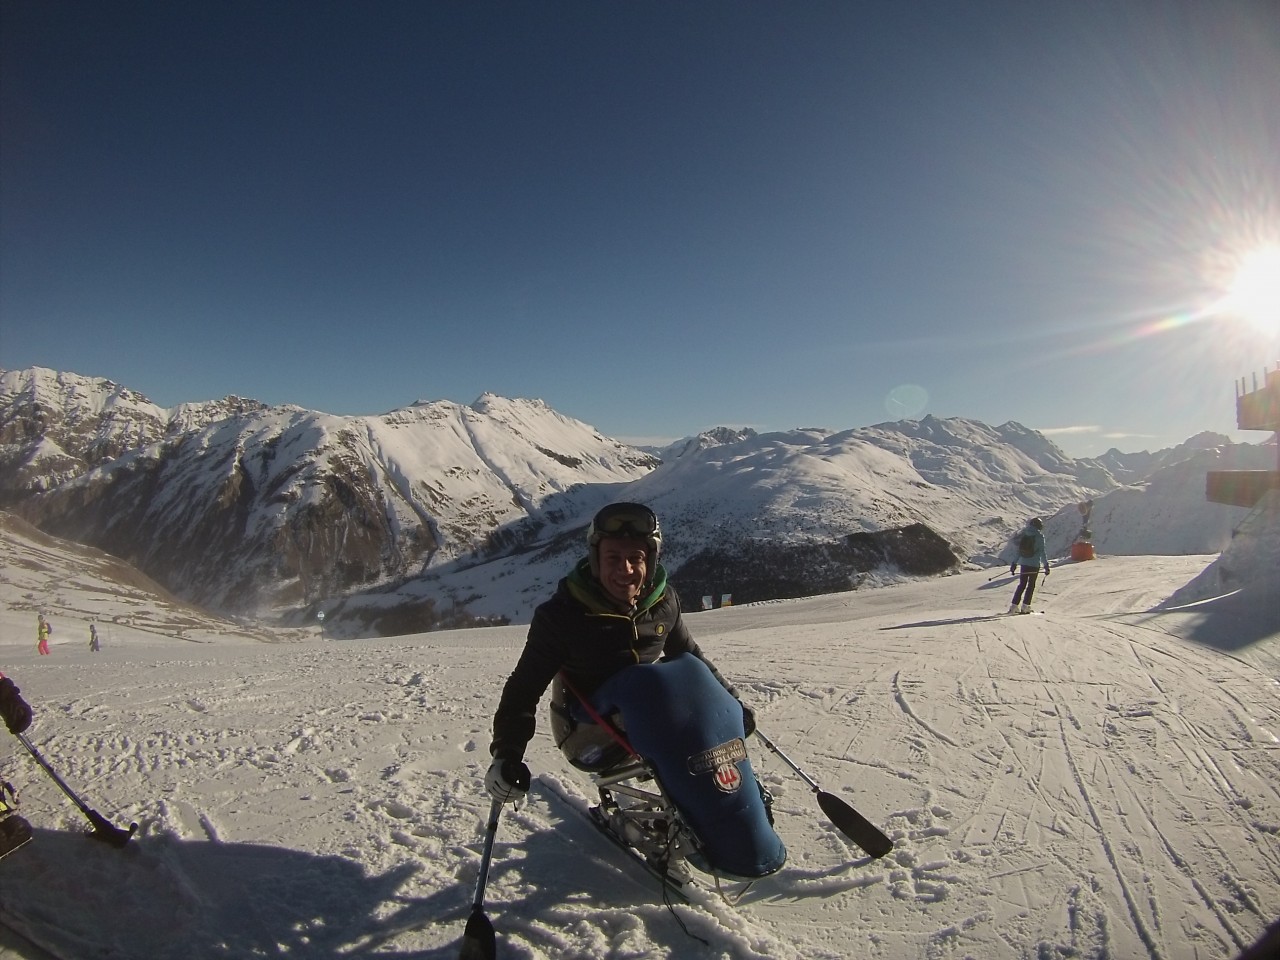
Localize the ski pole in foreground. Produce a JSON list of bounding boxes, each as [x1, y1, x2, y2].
[[15, 733, 136, 848], [754, 729, 894, 859], [458, 797, 505, 960]]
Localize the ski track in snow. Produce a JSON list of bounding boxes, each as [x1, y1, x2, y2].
[[0, 554, 1278, 958]]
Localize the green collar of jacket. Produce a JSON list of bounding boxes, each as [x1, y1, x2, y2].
[[566, 557, 669, 616]]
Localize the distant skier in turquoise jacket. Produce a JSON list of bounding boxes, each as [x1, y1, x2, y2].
[[1008, 518, 1049, 614]]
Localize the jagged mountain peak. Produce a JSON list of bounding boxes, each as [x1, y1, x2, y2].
[[2, 365, 162, 416], [1, 366, 273, 435], [1175, 431, 1234, 452], [655, 425, 761, 461], [471, 392, 551, 413]]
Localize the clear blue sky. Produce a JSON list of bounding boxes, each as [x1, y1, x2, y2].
[[2, 1, 1277, 458]]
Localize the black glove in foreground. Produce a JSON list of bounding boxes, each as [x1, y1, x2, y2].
[[0, 679, 32, 735]]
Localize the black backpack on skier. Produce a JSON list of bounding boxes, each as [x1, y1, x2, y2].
[[1017, 532, 1037, 558]]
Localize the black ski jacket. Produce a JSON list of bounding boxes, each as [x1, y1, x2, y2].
[[489, 560, 734, 762]]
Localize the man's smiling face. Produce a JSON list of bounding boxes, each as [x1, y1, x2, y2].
[[596, 537, 648, 607]]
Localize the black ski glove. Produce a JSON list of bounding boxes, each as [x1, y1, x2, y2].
[[0, 678, 32, 735]]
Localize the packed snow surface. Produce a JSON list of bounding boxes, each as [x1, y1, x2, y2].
[[0, 523, 1277, 959]]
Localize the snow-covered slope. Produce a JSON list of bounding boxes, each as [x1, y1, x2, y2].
[[0, 510, 1276, 959], [0, 512, 308, 645]]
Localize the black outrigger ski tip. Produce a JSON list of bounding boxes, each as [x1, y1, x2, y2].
[[816, 790, 893, 859], [87, 808, 138, 848], [458, 907, 496, 960], [755, 729, 894, 860]]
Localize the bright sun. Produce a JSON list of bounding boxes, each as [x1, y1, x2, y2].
[[1223, 246, 1280, 335]]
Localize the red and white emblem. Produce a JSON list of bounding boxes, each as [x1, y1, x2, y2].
[[688, 739, 748, 793], [713, 762, 743, 793]]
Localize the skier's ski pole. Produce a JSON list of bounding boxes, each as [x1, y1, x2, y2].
[[458, 797, 504, 960], [754, 730, 893, 859], [14, 733, 137, 848]]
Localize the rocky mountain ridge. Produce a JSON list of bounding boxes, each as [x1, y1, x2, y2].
[[1, 366, 1267, 634], [1, 367, 655, 620]]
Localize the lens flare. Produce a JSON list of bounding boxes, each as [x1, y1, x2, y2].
[[1222, 246, 1280, 335]]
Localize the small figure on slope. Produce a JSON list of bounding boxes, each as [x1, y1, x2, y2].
[[1008, 517, 1050, 614], [89, 622, 101, 652], [36, 614, 51, 655]]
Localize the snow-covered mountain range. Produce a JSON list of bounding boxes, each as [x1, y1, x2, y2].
[[1, 366, 1272, 634]]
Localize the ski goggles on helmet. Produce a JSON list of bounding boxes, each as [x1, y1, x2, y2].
[[589, 503, 659, 540]]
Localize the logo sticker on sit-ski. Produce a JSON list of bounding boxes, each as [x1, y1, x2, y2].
[[712, 763, 742, 793], [688, 738, 747, 793]]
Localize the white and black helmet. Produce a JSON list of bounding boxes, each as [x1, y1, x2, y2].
[[587, 502, 662, 579]]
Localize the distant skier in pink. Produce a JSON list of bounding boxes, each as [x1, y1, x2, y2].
[[36, 615, 51, 656]]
